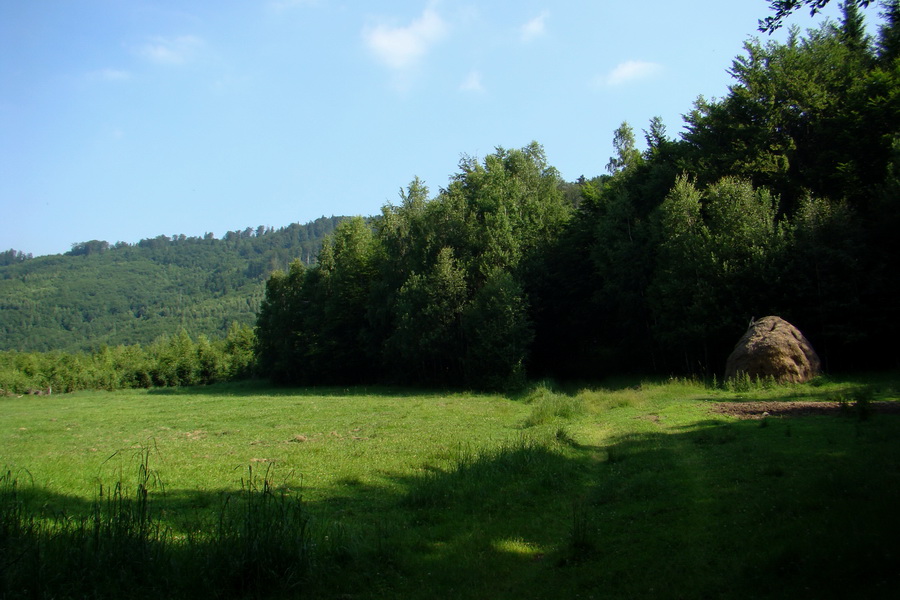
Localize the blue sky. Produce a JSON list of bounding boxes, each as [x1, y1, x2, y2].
[[1, 0, 855, 257]]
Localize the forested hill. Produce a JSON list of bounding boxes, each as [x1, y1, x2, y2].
[[0, 216, 345, 352]]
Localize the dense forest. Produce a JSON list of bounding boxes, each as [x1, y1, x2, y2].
[[0, 216, 344, 352], [257, 3, 900, 388]]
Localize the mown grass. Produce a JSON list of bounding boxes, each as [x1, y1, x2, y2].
[[2, 374, 899, 598]]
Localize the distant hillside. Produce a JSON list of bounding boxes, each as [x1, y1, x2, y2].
[[0, 216, 346, 352]]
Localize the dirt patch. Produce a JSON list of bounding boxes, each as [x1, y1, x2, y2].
[[711, 401, 900, 419], [635, 413, 661, 423]]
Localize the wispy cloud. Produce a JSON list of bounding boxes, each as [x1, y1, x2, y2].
[[138, 35, 204, 65], [602, 60, 663, 86], [459, 70, 484, 93], [363, 6, 448, 71], [520, 11, 548, 42]]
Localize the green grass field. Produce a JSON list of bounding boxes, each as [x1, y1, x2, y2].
[[2, 375, 900, 598]]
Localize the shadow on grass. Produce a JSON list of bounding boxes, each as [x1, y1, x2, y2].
[[4, 409, 900, 599]]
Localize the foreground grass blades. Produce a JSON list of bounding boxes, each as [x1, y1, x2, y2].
[[1, 375, 899, 598]]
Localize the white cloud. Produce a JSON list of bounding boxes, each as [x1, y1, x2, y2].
[[363, 7, 448, 70], [603, 60, 663, 86], [459, 70, 484, 93], [520, 11, 548, 43], [138, 35, 204, 65]]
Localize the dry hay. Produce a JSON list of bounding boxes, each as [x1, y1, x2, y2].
[[725, 316, 821, 384]]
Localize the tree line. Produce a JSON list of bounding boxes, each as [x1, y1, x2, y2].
[[257, 4, 900, 388]]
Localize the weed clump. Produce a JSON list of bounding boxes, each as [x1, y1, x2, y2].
[[723, 372, 779, 393], [521, 381, 584, 428], [833, 386, 877, 420]]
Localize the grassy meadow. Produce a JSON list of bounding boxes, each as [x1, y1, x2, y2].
[[2, 375, 900, 598]]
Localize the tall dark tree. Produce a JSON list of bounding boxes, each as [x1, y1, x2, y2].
[[255, 260, 309, 382], [311, 217, 381, 382], [877, 0, 900, 61], [781, 196, 866, 368], [386, 246, 468, 384], [605, 122, 641, 174], [837, 0, 871, 54], [647, 176, 714, 371], [643, 116, 668, 156]]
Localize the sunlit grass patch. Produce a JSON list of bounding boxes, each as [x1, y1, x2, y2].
[[572, 381, 663, 410], [493, 536, 545, 557]]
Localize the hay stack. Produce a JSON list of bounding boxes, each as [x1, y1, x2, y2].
[[724, 316, 821, 384]]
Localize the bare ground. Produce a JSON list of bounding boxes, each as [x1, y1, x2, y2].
[[711, 401, 900, 419]]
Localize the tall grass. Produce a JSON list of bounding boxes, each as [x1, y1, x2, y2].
[[521, 381, 585, 427], [201, 463, 312, 597], [0, 450, 313, 599]]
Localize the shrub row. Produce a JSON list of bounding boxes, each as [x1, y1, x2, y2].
[[0, 324, 255, 395]]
